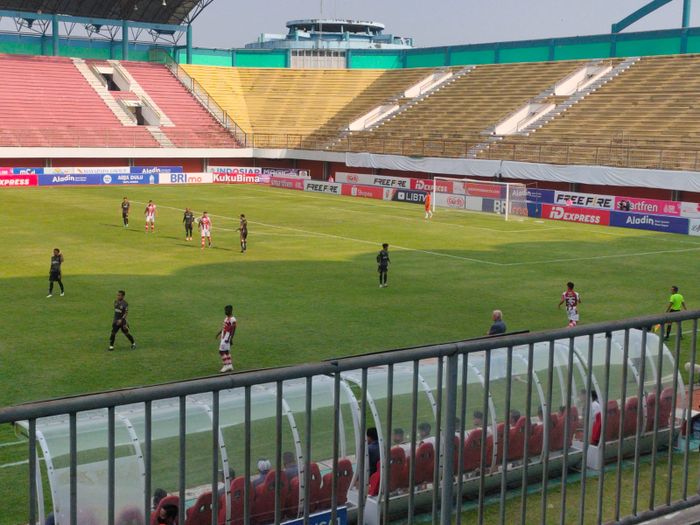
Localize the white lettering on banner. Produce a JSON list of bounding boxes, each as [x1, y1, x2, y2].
[[207, 166, 262, 175], [43, 167, 131, 175], [159, 173, 213, 185], [304, 181, 341, 194], [554, 191, 614, 210], [689, 219, 700, 236], [0, 178, 31, 186], [214, 173, 263, 184], [548, 206, 602, 224]]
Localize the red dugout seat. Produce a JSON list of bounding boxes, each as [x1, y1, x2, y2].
[[506, 416, 527, 461], [604, 400, 621, 442], [529, 423, 543, 456], [318, 458, 354, 508], [186, 491, 212, 525], [623, 397, 640, 436], [463, 428, 492, 472], [151, 495, 179, 525], [116, 507, 143, 525], [388, 446, 408, 491], [217, 476, 252, 525], [252, 470, 288, 525], [413, 441, 435, 484]]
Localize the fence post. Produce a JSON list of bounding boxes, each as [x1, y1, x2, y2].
[[440, 352, 458, 525]]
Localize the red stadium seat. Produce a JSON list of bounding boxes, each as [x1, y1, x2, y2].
[[506, 416, 527, 462], [529, 423, 543, 456], [566, 406, 579, 447], [388, 446, 408, 491], [623, 396, 640, 436], [591, 412, 602, 445], [306, 462, 323, 512], [367, 460, 381, 497], [463, 428, 492, 472], [495, 422, 506, 465], [217, 476, 252, 525], [252, 470, 288, 525], [150, 495, 179, 525], [186, 491, 212, 525], [659, 387, 674, 429], [283, 475, 300, 520], [318, 458, 354, 509], [604, 400, 621, 442], [549, 414, 564, 451], [413, 441, 435, 484]]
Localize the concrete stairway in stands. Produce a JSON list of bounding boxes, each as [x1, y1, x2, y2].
[[72, 58, 136, 126]]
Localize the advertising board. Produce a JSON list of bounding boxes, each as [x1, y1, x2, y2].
[[541, 204, 611, 225], [304, 181, 341, 194], [610, 211, 689, 234], [553, 191, 614, 210], [159, 173, 214, 185], [0, 174, 38, 187], [270, 176, 305, 191], [340, 184, 385, 199]]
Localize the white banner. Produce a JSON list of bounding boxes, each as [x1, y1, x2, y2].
[[689, 219, 700, 236], [553, 190, 615, 210], [464, 196, 485, 212], [304, 180, 341, 195], [681, 202, 700, 219], [336, 172, 411, 189], [43, 166, 131, 175], [159, 172, 213, 185], [435, 192, 466, 209]]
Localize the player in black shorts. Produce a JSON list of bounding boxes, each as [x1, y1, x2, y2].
[[183, 208, 195, 241], [109, 290, 136, 351], [377, 243, 390, 288], [47, 248, 64, 298], [237, 214, 248, 253], [121, 197, 130, 228]]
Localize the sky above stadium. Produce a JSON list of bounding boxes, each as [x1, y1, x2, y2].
[[192, 0, 697, 49]]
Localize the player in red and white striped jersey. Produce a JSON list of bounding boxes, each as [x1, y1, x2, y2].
[[558, 281, 581, 327], [144, 200, 157, 233], [215, 305, 237, 372], [199, 211, 212, 249]]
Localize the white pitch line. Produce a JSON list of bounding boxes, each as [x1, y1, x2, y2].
[[0, 459, 28, 469], [502, 246, 700, 267], [138, 201, 504, 266], [0, 440, 24, 448], [134, 201, 700, 268]]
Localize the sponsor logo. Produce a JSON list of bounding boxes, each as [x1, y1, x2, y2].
[[446, 196, 466, 208], [346, 174, 360, 184], [465, 183, 503, 199], [131, 166, 182, 174], [341, 184, 384, 199], [304, 181, 340, 194], [214, 173, 263, 184], [372, 177, 409, 188], [393, 189, 427, 204], [103, 175, 113, 184], [262, 168, 309, 178], [270, 177, 304, 190], [610, 211, 688, 234], [208, 166, 261, 175], [0, 175, 37, 187], [682, 202, 700, 218], [52, 175, 86, 183], [411, 178, 453, 193], [554, 191, 614, 210], [615, 196, 681, 216], [689, 219, 700, 236], [165, 173, 212, 184], [542, 204, 610, 225]]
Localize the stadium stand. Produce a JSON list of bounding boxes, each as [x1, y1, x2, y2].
[[121, 61, 240, 148], [180, 65, 430, 147], [0, 54, 159, 148], [483, 54, 700, 169], [337, 60, 582, 157], [0, 54, 238, 149]]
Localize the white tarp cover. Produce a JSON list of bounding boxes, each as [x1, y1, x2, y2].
[[344, 153, 700, 192]]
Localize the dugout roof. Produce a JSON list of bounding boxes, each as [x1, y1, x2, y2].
[[0, 0, 214, 25]]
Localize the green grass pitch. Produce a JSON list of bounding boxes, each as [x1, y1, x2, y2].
[[0, 183, 699, 523]]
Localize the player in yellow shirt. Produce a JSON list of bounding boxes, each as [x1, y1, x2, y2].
[[664, 285, 687, 340]]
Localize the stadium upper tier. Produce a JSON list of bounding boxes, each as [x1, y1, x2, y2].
[[0, 54, 238, 148], [181, 64, 429, 147], [484, 54, 700, 169]]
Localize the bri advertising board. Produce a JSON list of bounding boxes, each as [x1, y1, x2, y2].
[[340, 184, 385, 200], [304, 180, 341, 194], [541, 204, 611, 225], [0, 174, 38, 187], [610, 211, 689, 234], [270, 176, 305, 191], [159, 172, 214, 185]]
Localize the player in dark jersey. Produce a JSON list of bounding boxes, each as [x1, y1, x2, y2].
[[109, 290, 136, 351], [377, 243, 390, 288], [121, 197, 130, 228], [237, 214, 248, 253], [183, 208, 195, 241], [47, 248, 64, 298]]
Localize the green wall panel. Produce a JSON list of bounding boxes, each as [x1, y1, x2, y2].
[[0, 39, 43, 55], [615, 37, 681, 57], [234, 51, 287, 68], [348, 52, 403, 69], [499, 45, 551, 63], [686, 35, 700, 53], [188, 47, 233, 66], [448, 48, 496, 65], [554, 42, 611, 60], [405, 51, 446, 68]]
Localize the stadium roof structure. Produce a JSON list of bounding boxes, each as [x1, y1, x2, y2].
[[0, 0, 214, 25]]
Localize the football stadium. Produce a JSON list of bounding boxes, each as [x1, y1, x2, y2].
[[2, 1, 700, 524]]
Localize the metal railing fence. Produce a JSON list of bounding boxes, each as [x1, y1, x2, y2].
[[0, 310, 699, 525]]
